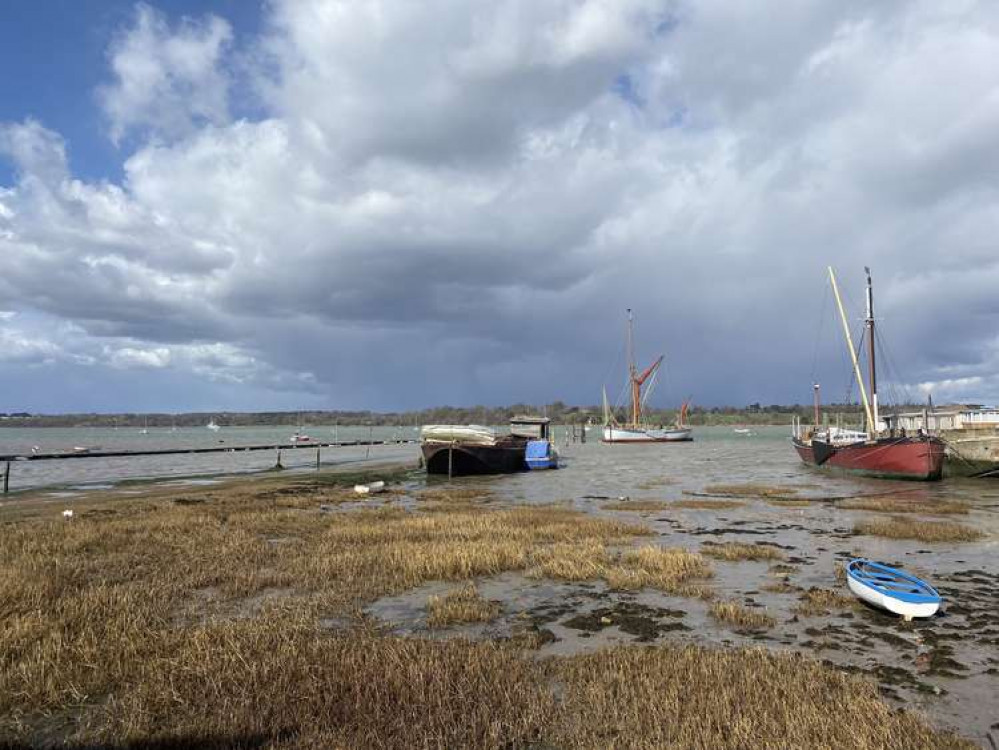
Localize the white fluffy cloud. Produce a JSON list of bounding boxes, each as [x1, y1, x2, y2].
[[2, 0, 999, 411], [99, 3, 233, 145]]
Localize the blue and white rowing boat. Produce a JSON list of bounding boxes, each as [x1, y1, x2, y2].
[[846, 559, 941, 620]]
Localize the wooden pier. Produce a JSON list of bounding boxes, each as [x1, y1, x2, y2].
[[0, 439, 417, 464]]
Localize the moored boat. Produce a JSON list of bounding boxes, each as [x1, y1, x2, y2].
[[421, 416, 557, 476], [602, 310, 693, 444], [791, 268, 944, 481], [846, 559, 941, 620]]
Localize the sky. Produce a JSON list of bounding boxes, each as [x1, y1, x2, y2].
[[1, 0, 998, 414]]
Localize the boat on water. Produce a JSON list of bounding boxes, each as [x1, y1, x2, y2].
[[206, 418, 221, 432], [791, 268, 944, 481], [421, 416, 557, 475], [602, 310, 692, 443], [846, 559, 941, 621], [883, 403, 999, 478], [289, 432, 313, 444]]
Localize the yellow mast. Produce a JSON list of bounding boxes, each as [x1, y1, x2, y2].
[[828, 267, 875, 438]]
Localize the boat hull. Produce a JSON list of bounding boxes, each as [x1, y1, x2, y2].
[[602, 426, 693, 443], [846, 560, 941, 620], [421, 442, 526, 476], [792, 436, 944, 481]]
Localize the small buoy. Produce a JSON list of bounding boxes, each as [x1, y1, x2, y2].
[[62, 509, 74, 519], [354, 481, 386, 496]]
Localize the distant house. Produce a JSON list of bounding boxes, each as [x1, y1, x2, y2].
[[884, 404, 999, 433]]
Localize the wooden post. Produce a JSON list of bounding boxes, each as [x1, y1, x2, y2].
[[3, 461, 9, 495], [366, 424, 372, 459], [316, 447, 321, 471], [275, 449, 284, 470], [448, 441, 454, 480]]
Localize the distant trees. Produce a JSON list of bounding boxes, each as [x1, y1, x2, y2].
[[0, 401, 877, 428]]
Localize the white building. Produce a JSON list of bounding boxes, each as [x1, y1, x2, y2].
[[884, 405, 999, 433]]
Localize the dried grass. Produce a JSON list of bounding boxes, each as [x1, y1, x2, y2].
[[427, 583, 501, 626], [794, 587, 857, 616], [671, 499, 746, 510], [701, 542, 784, 561], [601, 499, 673, 512], [839, 496, 969, 515], [635, 477, 678, 490], [709, 601, 776, 630], [0, 474, 976, 749], [526, 543, 714, 597], [854, 516, 984, 542], [703, 483, 799, 498]]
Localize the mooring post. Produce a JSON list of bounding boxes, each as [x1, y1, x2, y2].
[[448, 441, 454, 480], [366, 424, 372, 459], [3, 461, 9, 495], [275, 448, 284, 470], [316, 447, 321, 471]]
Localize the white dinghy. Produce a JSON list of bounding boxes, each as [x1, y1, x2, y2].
[[846, 559, 941, 621]]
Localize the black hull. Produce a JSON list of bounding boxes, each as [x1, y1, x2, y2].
[[422, 442, 526, 476]]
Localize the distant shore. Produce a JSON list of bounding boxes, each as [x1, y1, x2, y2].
[[0, 403, 869, 429]]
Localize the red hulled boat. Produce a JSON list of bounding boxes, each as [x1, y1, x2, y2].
[[792, 430, 944, 481], [791, 268, 945, 482]]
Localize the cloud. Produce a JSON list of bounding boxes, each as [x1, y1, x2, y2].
[[98, 3, 233, 145], [2, 0, 999, 411]]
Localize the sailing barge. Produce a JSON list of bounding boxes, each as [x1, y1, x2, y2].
[[791, 267, 945, 481], [602, 309, 692, 443]]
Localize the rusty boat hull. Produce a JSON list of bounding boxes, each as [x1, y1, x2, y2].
[[792, 435, 945, 481]]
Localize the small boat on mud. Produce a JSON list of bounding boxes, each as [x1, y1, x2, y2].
[[602, 309, 692, 443], [421, 416, 557, 475], [792, 268, 944, 481], [846, 559, 941, 621]]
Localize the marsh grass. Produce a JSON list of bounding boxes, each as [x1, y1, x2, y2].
[[761, 578, 797, 594], [795, 587, 857, 616], [703, 483, 799, 498], [764, 497, 814, 507], [0, 474, 976, 749], [635, 476, 677, 490], [709, 601, 776, 630], [427, 583, 501, 626], [0, 483, 651, 739], [701, 542, 784, 561], [854, 516, 984, 542], [601, 499, 673, 512], [526, 543, 714, 596], [839, 496, 969, 515], [671, 499, 746, 509]]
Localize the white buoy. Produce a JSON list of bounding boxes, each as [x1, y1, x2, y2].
[[354, 481, 386, 496]]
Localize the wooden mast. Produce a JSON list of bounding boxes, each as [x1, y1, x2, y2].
[[865, 267, 879, 435], [828, 267, 875, 437], [625, 309, 663, 428], [627, 309, 638, 425]]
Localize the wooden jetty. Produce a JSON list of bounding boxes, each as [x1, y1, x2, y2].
[[0, 439, 418, 494], [0, 439, 416, 463]]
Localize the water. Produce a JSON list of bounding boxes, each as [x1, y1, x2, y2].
[[0, 424, 421, 492]]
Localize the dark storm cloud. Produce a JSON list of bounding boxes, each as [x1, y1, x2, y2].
[[2, 0, 999, 412]]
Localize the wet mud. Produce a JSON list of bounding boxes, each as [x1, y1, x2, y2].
[[363, 429, 999, 746]]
